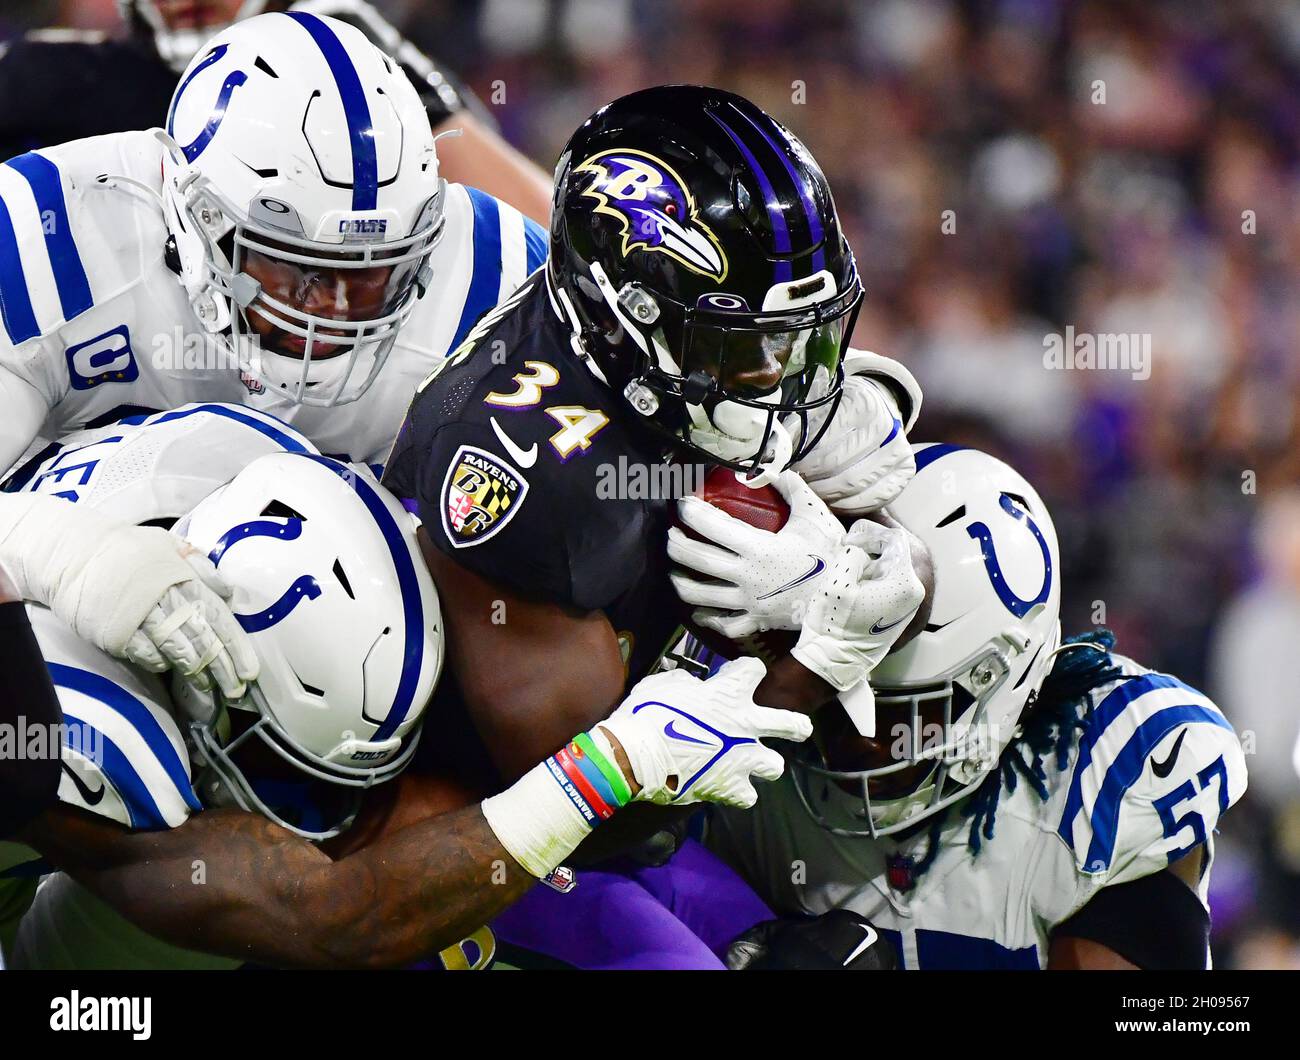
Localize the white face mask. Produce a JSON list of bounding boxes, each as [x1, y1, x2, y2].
[[129, 1, 270, 72]]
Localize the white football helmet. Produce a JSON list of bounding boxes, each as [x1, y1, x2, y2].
[[159, 12, 445, 406], [172, 453, 444, 839], [792, 444, 1062, 837], [119, 2, 271, 72]]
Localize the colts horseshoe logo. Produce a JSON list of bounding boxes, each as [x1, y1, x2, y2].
[[965, 493, 1053, 618], [208, 517, 322, 633], [167, 45, 248, 163]]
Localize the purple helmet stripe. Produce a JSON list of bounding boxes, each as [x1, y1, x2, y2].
[[708, 111, 793, 284], [730, 105, 827, 275]]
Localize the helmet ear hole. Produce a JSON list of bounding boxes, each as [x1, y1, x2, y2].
[[260, 499, 306, 520], [331, 559, 354, 600], [293, 670, 325, 698]]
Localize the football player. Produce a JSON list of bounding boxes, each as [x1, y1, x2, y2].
[[0, 405, 810, 968], [382, 86, 927, 967], [0, 11, 545, 694], [0, 1, 552, 222], [694, 445, 1248, 970]]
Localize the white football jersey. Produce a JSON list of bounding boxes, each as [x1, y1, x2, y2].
[[0, 404, 319, 969], [708, 656, 1248, 969], [0, 131, 545, 470]]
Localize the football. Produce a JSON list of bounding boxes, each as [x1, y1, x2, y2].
[[679, 466, 799, 664], [694, 465, 789, 534]]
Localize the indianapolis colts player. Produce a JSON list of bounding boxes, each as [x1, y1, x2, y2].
[[0, 11, 545, 696], [0, 11, 546, 466], [694, 445, 1248, 969], [0, 405, 811, 968]]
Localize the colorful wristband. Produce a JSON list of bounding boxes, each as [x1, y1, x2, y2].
[[573, 731, 633, 805]]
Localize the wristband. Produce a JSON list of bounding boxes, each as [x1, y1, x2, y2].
[[480, 729, 634, 879]]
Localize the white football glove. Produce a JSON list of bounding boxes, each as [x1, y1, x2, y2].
[[791, 520, 924, 694], [793, 353, 919, 516], [668, 470, 844, 638], [0, 494, 258, 698], [598, 657, 813, 809]]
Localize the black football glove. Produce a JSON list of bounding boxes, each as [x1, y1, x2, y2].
[[726, 909, 898, 970]]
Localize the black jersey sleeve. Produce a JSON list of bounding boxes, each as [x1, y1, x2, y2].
[[399, 411, 652, 610]]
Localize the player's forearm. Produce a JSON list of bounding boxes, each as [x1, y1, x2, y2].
[[756, 654, 840, 715], [283, 806, 536, 969], [28, 802, 533, 969]]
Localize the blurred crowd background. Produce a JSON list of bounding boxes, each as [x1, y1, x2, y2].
[[6, 0, 1299, 967]]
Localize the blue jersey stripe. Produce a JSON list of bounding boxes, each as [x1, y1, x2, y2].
[[1082, 703, 1234, 871], [448, 187, 504, 353], [49, 664, 202, 815], [523, 216, 548, 274], [299, 456, 424, 740], [0, 194, 39, 344], [286, 12, 378, 211], [1059, 673, 1210, 844], [60, 713, 169, 830], [4, 153, 93, 322]]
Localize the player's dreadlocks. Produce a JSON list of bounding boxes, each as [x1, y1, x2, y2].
[[909, 628, 1129, 878]]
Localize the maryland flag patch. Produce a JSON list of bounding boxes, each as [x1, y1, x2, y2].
[[440, 445, 529, 548]]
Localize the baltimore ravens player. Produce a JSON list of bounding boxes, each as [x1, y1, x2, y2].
[[0, 1, 552, 221], [0, 11, 545, 695], [698, 445, 1248, 969], [383, 86, 926, 966], [0, 405, 809, 968]]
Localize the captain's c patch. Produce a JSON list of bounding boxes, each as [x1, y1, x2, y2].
[[440, 445, 528, 548]]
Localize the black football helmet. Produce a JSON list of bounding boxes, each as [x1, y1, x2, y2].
[[548, 85, 863, 480]]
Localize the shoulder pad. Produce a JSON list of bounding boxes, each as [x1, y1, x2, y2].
[[0, 150, 99, 347], [841, 349, 921, 431], [1057, 671, 1247, 883], [28, 609, 200, 830], [4, 403, 319, 518], [443, 186, 547, 356]]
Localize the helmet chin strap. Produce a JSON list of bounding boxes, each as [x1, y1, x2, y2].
[[156, 130, 233, 332], [686, 398, 794, 488], [583, 261, 796, 485]]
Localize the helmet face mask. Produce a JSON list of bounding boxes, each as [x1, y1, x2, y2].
[[791, 641, 1023, 839], [159, 13, 444, 406], [790, 445, 1063, 839], [120, 1, 270, 72], [183, 176, 444, 406], [550, 87, 864, 482], [621, 274, 862, 476]]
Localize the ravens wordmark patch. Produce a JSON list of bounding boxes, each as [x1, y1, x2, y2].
[[440, 445, 529, 548]]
